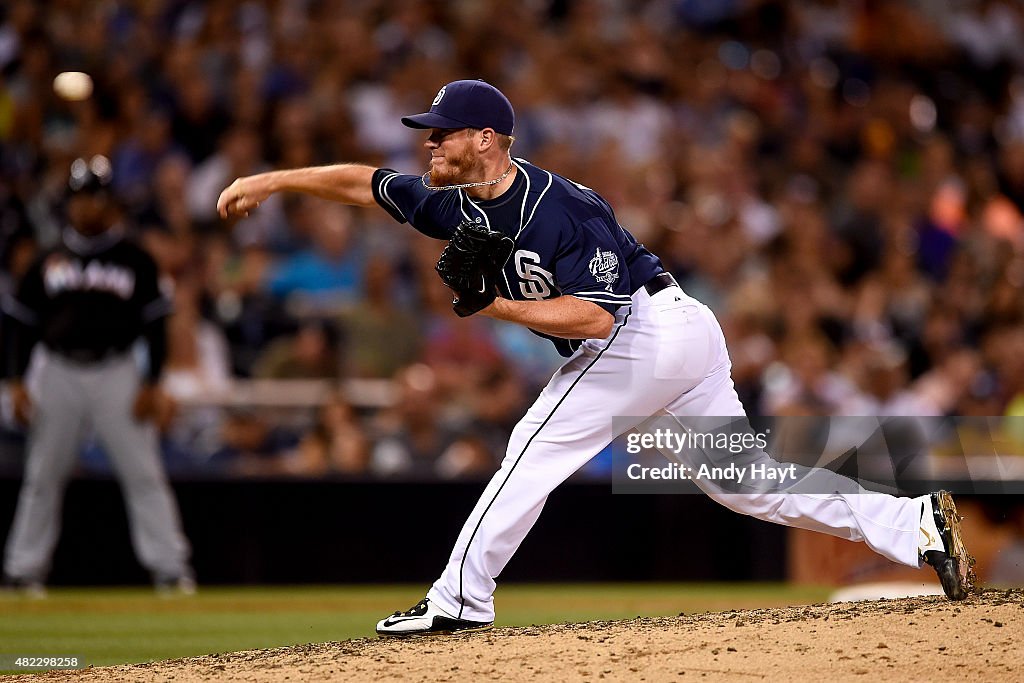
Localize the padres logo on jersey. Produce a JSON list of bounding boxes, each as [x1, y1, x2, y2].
[[588, 248, 620, 292], [514, 250, 555, 300]]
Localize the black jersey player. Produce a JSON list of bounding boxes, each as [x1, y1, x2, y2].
[[2, 156, 193, 595]]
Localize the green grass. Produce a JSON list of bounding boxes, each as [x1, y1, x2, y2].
[[0, 583, 831, 673]]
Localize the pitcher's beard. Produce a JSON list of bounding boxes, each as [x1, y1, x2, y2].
[[427, 150, 485, 187]]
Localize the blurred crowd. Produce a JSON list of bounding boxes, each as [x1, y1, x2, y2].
[[2, 0, 1024, 479]]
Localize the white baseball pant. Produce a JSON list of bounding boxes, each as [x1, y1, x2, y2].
[[4, 348, 191, 582], [427, 285, 923, 622]]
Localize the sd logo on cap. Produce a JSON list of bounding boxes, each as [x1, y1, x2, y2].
[[402, 80, 514, 136]]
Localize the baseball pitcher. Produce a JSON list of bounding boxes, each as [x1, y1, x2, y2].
[[217, 80, 974, 636]]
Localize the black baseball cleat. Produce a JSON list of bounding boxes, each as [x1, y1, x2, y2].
[[376, 597, 493, 637], [921, 491, 976, 601]]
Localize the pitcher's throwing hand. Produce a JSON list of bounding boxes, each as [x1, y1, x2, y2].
[[217, 176, 271, 218]]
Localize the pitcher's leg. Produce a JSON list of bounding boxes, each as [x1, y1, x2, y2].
[[708, 490, 922, 566], [663, 308, 923, 567], [426, 397, 625, 622], [427, 305, 715, 622], [426, 362, 645, 621]]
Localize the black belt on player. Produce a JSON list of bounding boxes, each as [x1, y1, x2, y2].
[[52, 347, 121, 364], [643, 272, 679, 296]]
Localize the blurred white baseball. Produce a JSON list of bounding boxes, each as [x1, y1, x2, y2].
[[53, 71, 93, 101]]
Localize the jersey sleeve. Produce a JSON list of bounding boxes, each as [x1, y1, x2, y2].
[[3, 257, 45, 326], [372, 168, 423, 224], [554, 217, 634, 313], [1, 258, 45, 378], [371, 169, 461, 240]]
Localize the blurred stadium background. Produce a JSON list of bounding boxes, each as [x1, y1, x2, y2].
[[2, 0, 1024, 656]]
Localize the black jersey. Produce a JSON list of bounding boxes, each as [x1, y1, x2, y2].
[[372, 159, 665, 356], [3, 228, 171, 368]]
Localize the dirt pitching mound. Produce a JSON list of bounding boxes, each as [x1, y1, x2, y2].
[[17, 589, 1023, 682]]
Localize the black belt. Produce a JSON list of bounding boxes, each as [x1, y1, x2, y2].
[[51, 347, 122, 364], [643, 272, 679, 296]]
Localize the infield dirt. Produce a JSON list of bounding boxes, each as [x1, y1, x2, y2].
[[13, 588, 1023, 682]]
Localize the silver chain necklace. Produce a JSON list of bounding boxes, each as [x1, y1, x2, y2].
[[420, 163, 514, 191]]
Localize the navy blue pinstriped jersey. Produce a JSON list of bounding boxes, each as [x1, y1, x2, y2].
[[372, 158, 664, 356]]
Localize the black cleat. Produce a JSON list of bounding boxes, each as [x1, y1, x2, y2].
[[922, 491, 976, 600], [376, 597, 493, 637]]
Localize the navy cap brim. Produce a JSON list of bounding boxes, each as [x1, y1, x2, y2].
[[401, 112, 474, 130]]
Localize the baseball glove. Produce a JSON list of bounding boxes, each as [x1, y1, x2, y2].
[[435, 220, 515, 317]]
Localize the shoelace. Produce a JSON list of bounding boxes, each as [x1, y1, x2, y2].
[[391, 599, 428, 617]]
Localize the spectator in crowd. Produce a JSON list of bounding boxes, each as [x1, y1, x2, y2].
[[196, 233, 275, 375], [263, 199, 364, 311], [456, 367, 529, 467], [252, 319, 341, 380], [210, 408, 300, 476], [762, 334, 858, 415], [187, 125, 285, 244], [370, 364, 472, 478], [286, 391, 370, 476], [839, 342, 943, 417], [163, 277, 234, 394], [339, 255, 421, 378], [166, 56, 230, 165], [161, 275, 233, 464], [112, 106, 182, 213]]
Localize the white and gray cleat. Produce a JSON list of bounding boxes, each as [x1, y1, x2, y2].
[[376, 597, 492, 637]]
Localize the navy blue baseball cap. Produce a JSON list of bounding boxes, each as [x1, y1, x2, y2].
[[401, 80, 514, 136]]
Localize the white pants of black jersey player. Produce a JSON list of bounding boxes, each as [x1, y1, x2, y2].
[[4, 347, 191, 588], [378, 283, 954, 635]]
